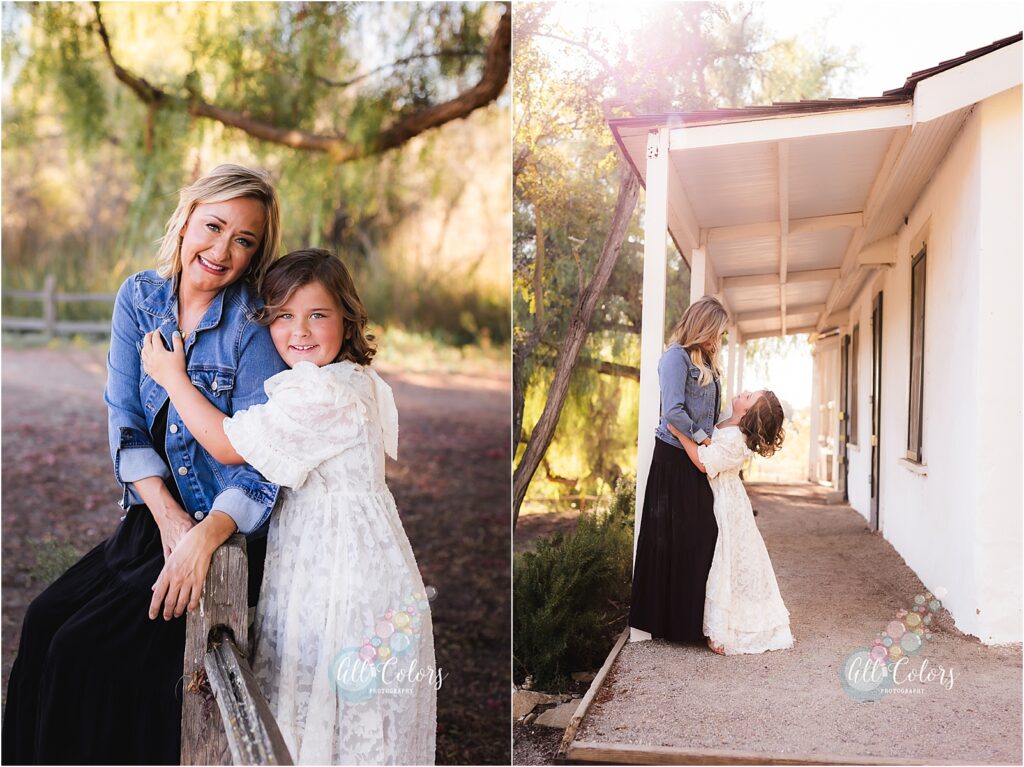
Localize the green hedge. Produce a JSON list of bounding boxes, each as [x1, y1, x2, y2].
[[513, 478, 635, 691]]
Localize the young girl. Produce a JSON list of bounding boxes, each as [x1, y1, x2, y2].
[[669, 389, 794, 656], [142, 248, 436, 765]]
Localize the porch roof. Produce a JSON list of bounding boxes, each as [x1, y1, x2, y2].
[[609, 33, 1022, 340]]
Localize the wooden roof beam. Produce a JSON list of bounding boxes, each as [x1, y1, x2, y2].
[[707, 212, 863, 243]]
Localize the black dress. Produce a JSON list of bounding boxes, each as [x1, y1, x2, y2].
[[628, 437, 719, 643], [1, 403, 267, 765]]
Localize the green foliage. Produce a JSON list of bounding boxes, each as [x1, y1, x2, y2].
[[514, 3, 857, 499], [513, 477, 635, 690], [29, 537, 81, 587], [2, 2, 508, 345]]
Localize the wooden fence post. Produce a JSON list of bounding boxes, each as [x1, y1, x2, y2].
[[181, 534, 251, 766], [41, 274, 57, 339]]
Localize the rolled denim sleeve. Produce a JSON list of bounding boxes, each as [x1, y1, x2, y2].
[[212, 318, 287, 535], [104, 277, 169, 507], [661, 346, 697, 440]]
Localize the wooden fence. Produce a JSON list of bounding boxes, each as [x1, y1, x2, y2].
[[184, 535, 293, 765], [1, 275, 114, 336]]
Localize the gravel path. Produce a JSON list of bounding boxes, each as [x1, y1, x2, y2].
[[1, 345, 511, 765], [573, 483, 1022, 764]]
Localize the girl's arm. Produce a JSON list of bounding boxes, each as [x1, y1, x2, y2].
[[666, 422, 707, 473], [141, 331, 245, 465]]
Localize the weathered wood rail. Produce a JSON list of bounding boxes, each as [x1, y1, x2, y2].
[[183, 534, 294, 765], [1, 275, 114, 337]]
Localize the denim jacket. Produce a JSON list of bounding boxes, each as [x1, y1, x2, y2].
[[104, 270, 289, 536], [654, 343, 721, 450]]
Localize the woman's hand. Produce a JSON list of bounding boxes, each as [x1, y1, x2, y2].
[[149, 523, 215, 621], [154, 508, 195, 561], [141, 330, 188, 389], [148, 511, 237, 620]]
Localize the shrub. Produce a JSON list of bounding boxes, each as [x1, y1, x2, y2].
[[30, 537, 81, 587], [513, 477, 635, 691]]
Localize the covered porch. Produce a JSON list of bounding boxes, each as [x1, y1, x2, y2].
[[559, 33, 1022, 764]]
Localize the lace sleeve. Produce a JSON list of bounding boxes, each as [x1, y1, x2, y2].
[[223, 363, 367, 488], [698, 429, 750, 479]]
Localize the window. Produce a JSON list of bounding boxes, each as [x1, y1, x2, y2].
[[848, 325, 859, 446], [907, 247, 927, 462]]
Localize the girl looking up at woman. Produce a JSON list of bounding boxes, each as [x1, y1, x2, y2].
[[668, 388, 794, 656], [142, 248, 436, 765]]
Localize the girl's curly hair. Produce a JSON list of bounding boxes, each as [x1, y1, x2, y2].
[[256, 248, 376, 366], [739, 389, 786, 458]]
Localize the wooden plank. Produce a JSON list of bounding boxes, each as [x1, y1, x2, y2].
[[564, 741, 971, 766], [556, 627, 630, 761], [182, 535, 252, 766], [737, 303, 824, 324], [56, 292, 117, 303], [204, 630, 294, 765], [1, 290, 46, 300]]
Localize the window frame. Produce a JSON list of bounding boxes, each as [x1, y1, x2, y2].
[[907, 246, 927, 463]]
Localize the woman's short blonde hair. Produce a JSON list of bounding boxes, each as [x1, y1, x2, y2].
[[668, 295, 730, 387], [154, 164, 281, 292]]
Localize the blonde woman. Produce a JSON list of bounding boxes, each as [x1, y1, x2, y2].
[[2, 165, 288, 764], [629, 295, 729, 645]]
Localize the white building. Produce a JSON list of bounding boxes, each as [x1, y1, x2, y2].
[[609, 33, 1022, 645]]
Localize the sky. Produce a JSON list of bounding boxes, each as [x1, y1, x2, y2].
[[760, 0, 1022, 99]]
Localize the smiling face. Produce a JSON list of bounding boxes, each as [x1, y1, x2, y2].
[[731, 389, 766, 419], [268, 280, 345, 368], [178, 197, 266, 298]]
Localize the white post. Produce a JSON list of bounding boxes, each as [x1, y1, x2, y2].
[[631, 128, 670, 643], [736, 341, 746, 394], [726, 324, 739, 405], [690, 245, 708, 306]]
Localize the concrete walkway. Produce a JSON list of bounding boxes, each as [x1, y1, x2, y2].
[[575, 483, 1021, 764]]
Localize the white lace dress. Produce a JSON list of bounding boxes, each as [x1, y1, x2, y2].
[[697, 426, 794, 655], [222, 360, 437, 765]]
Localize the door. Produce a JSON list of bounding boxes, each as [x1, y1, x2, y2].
[[839, 334, 850, 501], [870, 292, 883, 531]]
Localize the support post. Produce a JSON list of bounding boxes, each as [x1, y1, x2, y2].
[[726, 324, 739, 404], [689, 246, 708, 306], [631, 128, 669, 643]]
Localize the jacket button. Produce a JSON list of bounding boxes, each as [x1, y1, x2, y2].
[[178, 466, 188, 476], [169, 424, 179, 434], [212, 380, 218, 391], [194, 511, 205, 521]]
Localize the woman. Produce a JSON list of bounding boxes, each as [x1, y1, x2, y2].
[[1, 164, 289, 764], [628, 295, 729, 644]]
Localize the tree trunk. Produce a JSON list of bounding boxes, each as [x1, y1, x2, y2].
[[512, 161, 640, 524]]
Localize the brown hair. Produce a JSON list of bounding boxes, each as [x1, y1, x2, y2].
[[739, 390, 786, 458], [668, 296, 729, 387], [258, 248, 376, 366]]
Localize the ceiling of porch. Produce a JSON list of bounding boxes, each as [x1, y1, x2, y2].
[[608, 33, 1021, 342]]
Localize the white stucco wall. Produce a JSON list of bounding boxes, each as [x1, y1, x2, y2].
[[834, 85, 1022, 644]]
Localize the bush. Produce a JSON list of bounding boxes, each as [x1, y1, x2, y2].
[[30, 537, 81, 587], [513, 477, 635, 691]]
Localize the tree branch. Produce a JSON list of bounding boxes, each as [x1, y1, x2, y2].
[[318, 48, 485, 90], [91, 1, 511, 163]]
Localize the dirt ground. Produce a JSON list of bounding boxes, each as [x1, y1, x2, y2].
[[546, 483, 1021, 765], [1, 345, 511, 765]]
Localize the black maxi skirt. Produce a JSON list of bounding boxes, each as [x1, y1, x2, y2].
[[628, 437, 718, 643], [1, 503, 267, 765]]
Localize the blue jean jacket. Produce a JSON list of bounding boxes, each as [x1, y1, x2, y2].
[[654, 343, 721, 450], [104, 270, 289, 536]]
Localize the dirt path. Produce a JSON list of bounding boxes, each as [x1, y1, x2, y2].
[[566, 483, 1022, 764], [1, 345, 511, 765]]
